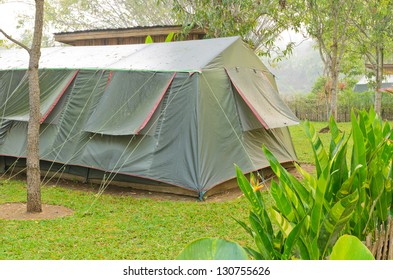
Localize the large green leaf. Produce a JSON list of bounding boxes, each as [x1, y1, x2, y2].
[[351, 110, 367, 181], [269, 207, 293, 237], [235, 166, 263, 213], [283, 217, 306, 259], [330, 235, 374, 260], [270, 180, 296, 221], [176, 238, 248, 260], [262, 146, 307, 218], [165, 32, 175, 42], [304, 120, 329, 177], [310, 167, 329, 236], [329, 115, 342, 158], [249, 211, 279, 259], [145, 35, 153, 44], [318, 190, 359, 258], [297, 237, 312, 260], [328, 137, 349, 200], [235, 166, 274, 235]]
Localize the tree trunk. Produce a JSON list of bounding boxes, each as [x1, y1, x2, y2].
[[374, 46, 383, 115], [330, 68, 339, 121], [26, 0, 45, 213]]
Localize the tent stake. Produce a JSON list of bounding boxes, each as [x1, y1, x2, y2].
[[84, 168, 90, 183], [198, 191, 206, 201]]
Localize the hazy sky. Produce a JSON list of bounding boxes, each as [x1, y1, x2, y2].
[[0, 2, 33, 40]]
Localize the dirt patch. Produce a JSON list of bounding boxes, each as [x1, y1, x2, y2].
[[0, 202, 73, 220]]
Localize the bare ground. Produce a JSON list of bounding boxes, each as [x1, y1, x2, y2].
[[0, 202, 73, 220]]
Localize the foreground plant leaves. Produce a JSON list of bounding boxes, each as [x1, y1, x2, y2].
[[330, 235, 374, 260], [176, 238, 249, 260]]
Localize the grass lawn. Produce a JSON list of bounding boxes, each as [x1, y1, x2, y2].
[[0, 121, 351, 260], [0, 180, 255, 260]]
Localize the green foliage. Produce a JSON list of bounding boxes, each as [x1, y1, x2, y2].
[[311, 76, 327, 96], [172, 0, 298, 58], [45, 0, 175, 31], [349, 109, 393, 238], [165, 32, 174, 42], [236, 138, 359, 259], [330, 235, 374, 260], [145, 32, 174, 44], [176, 238, 248, 260], [236, 109, 393, 259], [145, 35, 153, 44], [351, 0, 393, 67]]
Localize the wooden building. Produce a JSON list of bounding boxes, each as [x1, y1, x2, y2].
[[54, 25, 206, 46], [366, 64, 393, 75]]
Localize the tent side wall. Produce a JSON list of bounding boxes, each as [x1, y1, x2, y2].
[[196, 39, 298, 193], [0, 69, 202, 195], [197, 69, 298, 193], [0, 37, 299, 197]]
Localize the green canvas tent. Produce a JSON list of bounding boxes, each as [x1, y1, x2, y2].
[[0, 36, 298, 198]]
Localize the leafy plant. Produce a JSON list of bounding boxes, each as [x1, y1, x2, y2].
[[176, 238, 248, 260], [348, 109, 393, 239], [236, 108, 393, 259], [236, 140, 359, 260]]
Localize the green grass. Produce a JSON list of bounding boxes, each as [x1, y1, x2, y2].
[[0, 179, 258, 260], [0, 121, 352, 260]]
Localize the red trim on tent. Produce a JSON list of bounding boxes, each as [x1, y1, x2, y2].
[[135, 72, 176, 134], [225, 69, 269, 129], [40, 70, 79, 124], [105, 71, 113, 90]]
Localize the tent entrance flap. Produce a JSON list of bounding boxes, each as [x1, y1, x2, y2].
[[84, 72, 176, 135], [226, 68, 299, 129], [0, 70, 79, 122]]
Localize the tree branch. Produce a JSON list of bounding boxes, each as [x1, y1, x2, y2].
[[0, 28, 30, 53]]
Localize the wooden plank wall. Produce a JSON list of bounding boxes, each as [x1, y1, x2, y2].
[[56, 29, 206, 46], [366, 216, 393, 260]]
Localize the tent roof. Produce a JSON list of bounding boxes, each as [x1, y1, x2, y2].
[[0, 36, 240, 72]]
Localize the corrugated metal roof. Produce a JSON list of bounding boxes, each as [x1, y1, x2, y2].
[[0, 36, 240, 72], [354, 75, 393, 92]]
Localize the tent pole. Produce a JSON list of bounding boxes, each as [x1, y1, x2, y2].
[[0, 156, 5, 173], [84, 167, 90, 184]]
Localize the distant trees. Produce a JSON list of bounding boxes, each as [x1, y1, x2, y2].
[[279, 0, 393, 120], [171, 0, 298, 56], [45, 0, 175, 30], [284, 0, 357, 120], [349, 0, 393, 115]]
